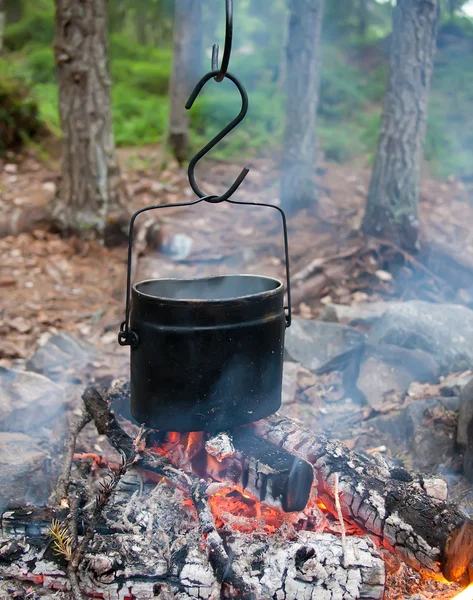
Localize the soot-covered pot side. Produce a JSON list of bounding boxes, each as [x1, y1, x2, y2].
[[129, 275, 286, 432]]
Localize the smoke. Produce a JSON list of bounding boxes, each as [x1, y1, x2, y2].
[[0, 333, 108, 512]]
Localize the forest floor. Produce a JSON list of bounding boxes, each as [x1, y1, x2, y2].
[[1, 146, 472, 366], [1, 148, 473, 600]]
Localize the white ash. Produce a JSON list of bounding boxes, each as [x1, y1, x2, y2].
[[0, 472, 385, 599], [422, 477, 448, 501], [205, 431, 235, 461]]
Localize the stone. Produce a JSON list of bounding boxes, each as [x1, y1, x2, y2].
[[282, 361, 302, 404], [26, 331, 98, 380], [0, 368, 64, 433], [457, 377, 473, 447], [355, 345, 438, 411], [368, 301, 473, 375], [319, 301, 403, 325], [0, 432, 48, 510], [368, 396, 460, 472], [284, 318, 365, 372]]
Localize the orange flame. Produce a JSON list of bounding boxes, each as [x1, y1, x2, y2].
[[166, 432, 180, 444]]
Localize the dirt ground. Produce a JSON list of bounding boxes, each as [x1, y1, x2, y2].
[[2, 147, 473, 369]]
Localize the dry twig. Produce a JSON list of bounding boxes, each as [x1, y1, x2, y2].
[[333, 473, 348, 568], [54, 409, 92, 503]]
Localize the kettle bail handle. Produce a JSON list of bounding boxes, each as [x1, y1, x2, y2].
[[118, 197, 292, 347]]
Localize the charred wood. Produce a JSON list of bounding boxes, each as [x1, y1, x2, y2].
[[0, 526, 385, 600], [251, 413, 473, 584], [199, 428, 314, 512]]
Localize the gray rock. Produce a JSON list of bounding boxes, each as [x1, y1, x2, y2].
[[368, 301, 473, 374], [319, 302, 403, 325], [457, 377, 473, 448], [0, 432, 48, 510], [282, 362, 301, 405], [356, 345, 438, 411], [284, 319, 365, 372], [369, 396, 459, 472], [0, 368, 64, 433], [26, 331, 98, 380]]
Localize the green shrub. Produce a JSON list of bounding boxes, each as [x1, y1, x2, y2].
[[189, 87, 285, 157], [111, 59, 170, 95], [0, 68, 43, 153], [34, 83, 60, 132], [4, 6, 55, 51], [112, 84, 169, 146], [25, 47, 56, 84], [110, 34, 172, 64]]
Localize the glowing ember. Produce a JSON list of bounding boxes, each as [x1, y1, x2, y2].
[[147, 431, 329, 535], [60, 497, 70, 509], [209, 487, 286, 533], [166, 431, 180, 444], [452, 584, 473, 600]]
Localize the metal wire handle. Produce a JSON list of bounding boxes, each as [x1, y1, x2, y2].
[[118, 198, 292, 347]]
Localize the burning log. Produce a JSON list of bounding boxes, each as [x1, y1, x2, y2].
[[198, 429, 314, 512], [105, 380, 473, 584], [251, 413, 473, 584], [79, 387, 385, 599], [0, 387, 386, 600]]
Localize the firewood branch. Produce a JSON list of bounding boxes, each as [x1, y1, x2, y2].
[[54, 408, 92, 503]]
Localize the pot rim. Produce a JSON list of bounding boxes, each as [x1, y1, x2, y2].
[[133, 274, 284, 303]]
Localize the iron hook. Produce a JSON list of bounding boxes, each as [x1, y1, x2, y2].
[[185, 70, 250, 202], [212, 0, 233, 82]]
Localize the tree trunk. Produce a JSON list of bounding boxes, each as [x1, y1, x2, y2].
[[359, 0, 368, 38], [280, 0, 324, 215], [189, 0, 202, 90], [0, 0, 4, 52], [276, 7, 290, 92], [52, 0, 129, 247], [361, 0, 440, 251], [168, 0, 201, 165]]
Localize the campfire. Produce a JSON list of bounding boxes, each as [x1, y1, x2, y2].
[[2, 381, 472, 599]]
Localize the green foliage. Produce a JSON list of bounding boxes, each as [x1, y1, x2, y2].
[[0, 60, 43, 154], [34, 83, 60, 133], [4, 0, 473, 179], [425, 42, 473, 178], [189, 88, 285, 157], [24, 47, 55, 84], [111, 53, 171, 96], [4, 1, 54, 51], [112, 85, 169, 146]]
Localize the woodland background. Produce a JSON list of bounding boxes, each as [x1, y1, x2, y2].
[[2, 0, 473, 179]]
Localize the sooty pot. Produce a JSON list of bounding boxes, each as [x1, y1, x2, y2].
[[127, 274, 286, 432], [118, 198, 292, 432]]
